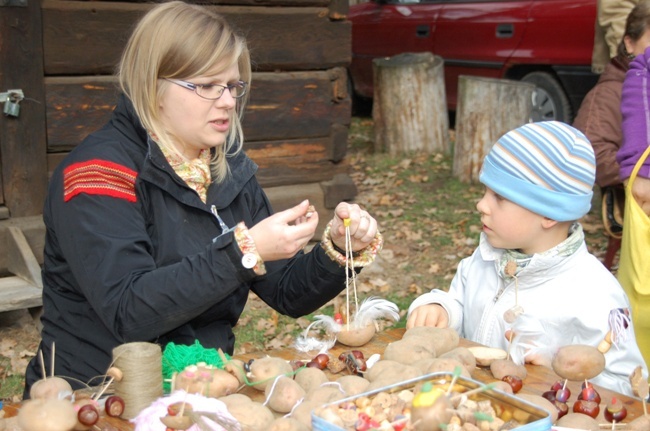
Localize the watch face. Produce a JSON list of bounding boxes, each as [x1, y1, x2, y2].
[[242, 253, 257, 269]]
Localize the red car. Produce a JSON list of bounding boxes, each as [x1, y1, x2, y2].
[[349, 0, 598, 123]]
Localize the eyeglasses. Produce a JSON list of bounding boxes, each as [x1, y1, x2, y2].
[[164, 78, 248, 100]]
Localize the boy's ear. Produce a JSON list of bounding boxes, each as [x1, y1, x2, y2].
[[541, 217, 559, 229]]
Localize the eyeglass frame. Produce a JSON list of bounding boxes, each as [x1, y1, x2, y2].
[[164, 78, 248, 100]]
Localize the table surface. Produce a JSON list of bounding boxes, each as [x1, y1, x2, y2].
[[2, 327, 647, 429]]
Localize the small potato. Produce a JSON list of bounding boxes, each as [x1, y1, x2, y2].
[[218, 393, 252, 409], [490, 380, 514, 394], [383, 337, 436, 365], [269, 417, 310, 431], [336, 375, 370, 396], [551, 345, 605, 381], [365, 360, 402, 382], [440, 347, 477, 372], [226, 400, 275, 431], [265, 375, 306, 413], [490, 358, 527, 380], [423, 358, 471, 377], [174, 366, 239, 397], [337, 323, 376, 347], [467, 346, 507, 367], [402, 326, 460, 355], [224, 358, 248, 385], [627, 415, 650, 430], [294, 367, 328, 393], [515, 394, 558, 422], [248, 356, 294, 391], [366, 364, 422, 391], [556, 413, 599, 430], [305, 385, 346, 405], [289, 399, 321, 429]]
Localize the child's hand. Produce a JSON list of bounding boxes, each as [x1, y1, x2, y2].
[[406, 304, 449, 329]]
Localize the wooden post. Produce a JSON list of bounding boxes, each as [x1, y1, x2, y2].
[[453, 76, 534, 183], [373, 52, 449, 155]]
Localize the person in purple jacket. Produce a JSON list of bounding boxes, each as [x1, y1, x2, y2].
[[619, 46, 650, 215]]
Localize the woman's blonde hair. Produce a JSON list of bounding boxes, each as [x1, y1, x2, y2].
[[117, 1, 251, 183]]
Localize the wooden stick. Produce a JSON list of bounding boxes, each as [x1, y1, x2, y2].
[[450, 383, 496, 401], [39, 349, 46, 380], [51, 342, 56, 377]]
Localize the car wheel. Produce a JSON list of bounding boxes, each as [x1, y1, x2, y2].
[[521, 72, 572, 123]]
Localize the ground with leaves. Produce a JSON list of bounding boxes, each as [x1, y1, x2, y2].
[[0, 117, 611, 402]]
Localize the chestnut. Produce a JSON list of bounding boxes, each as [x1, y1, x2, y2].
[[501, 375, 523, 393], [77, 403, 100, 426], [104, 395, 125, 417], [572, 399, 600, 418], [604, 397, 628, 423], [578, 386, 601, 404]]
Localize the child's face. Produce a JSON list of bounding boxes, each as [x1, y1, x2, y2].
[[476, 187, 549, 254]]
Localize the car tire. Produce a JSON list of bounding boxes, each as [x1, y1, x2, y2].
[[521, 72, 572, 123]]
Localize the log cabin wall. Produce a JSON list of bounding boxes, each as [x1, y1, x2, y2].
[[0, 0, 353, 278]]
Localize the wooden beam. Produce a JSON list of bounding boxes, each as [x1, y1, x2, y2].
[[5, 226, 42, 288], [42, 0, 351, 75]]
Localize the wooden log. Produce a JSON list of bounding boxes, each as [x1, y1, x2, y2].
[[372, 52, 449, 155], [453, 76, 534, 183], [45, 69, 351, 152], [41, 0, 350, 75], [0, 0, 49, 217]]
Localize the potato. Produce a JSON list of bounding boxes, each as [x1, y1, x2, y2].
[[490, 380, 514, 394], [29, 376, 73, 400], [402, 326, 460, 355], [551, 345, 605, 381], [293, 366, 328, 394], [365, 360, 402, 382], [366, 364, 422, 391], [305, 385, 347, 405], [17, 399, 77, 431], [515, 394, 558, 422], [383, 337, 436, 365], [423, 358, 471, 377], [467, 346, 507, 366], [289, 399, 321, 429], [269, 417, 310, 431], [174, 365, 240, 397], [411, 358, 437, 375], [337, 323, 376, 347], [490, 358, 527, 380], [556, 413, 599, 430], [265, 375, 306, 413], [440, 346, 477, 372], [224, 358, 248, 385], [219, 393, 253, 409], [248, 356, 294, 391], [336, 375, 370, 396], [225, 400, 275, 431], [627, 415, 650, 430]]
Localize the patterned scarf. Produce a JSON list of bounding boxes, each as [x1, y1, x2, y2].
[[158, 143, 212, 203], [497, 222, 584, 279]]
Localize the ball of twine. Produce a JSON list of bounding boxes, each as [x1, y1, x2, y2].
[[112, 342, 163, 419]]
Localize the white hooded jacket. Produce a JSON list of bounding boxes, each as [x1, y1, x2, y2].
[[408, 231, 648, 395]]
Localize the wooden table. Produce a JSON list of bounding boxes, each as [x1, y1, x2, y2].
[[2, 328, 647, 429]]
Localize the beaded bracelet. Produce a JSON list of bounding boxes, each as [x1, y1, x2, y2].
[[234, 222, 266, 276], [321, 220, 383, 268]]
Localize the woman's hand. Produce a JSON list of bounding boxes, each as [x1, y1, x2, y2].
[[631, 177, 650, 216], [329, 203, 378, 252], [249, 200, 318, 261]]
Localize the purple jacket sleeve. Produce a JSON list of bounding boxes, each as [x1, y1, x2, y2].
[[618, 47, 650, 180]]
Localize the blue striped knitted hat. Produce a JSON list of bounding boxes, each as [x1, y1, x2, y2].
[[479, 121, 595, 222]]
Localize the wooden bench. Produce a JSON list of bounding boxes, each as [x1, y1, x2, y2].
[[0, 218, 44, 327]]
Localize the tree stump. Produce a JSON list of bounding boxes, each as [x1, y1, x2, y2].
[[453, 76, 534, 182], [372, 52, 449, 155]]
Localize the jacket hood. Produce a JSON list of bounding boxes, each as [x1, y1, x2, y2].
[[598, 54, 630, 85]]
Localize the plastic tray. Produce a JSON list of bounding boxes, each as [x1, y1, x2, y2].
[[312, 371, 552, 431]]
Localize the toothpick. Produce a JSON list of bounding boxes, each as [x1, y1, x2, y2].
[[93, 377, 114, 401], [450, 383, 496, 402], [446, 366, 462, 396], [39, 349, 46, 380], [51, 342, 56, 377]]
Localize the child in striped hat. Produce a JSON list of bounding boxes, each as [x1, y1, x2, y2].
[[407, 121, 647, 395]]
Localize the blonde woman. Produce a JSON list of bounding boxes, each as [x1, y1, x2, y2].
[[23, 1, 380, 396]]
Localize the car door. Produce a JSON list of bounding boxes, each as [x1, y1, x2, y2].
[[350, 0, 444, 98], [433, 0, 533, 109]]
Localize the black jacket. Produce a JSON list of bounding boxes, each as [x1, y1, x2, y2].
[[24, 95, 347, 394]]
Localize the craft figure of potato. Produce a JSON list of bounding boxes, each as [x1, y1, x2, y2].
[[551, 345, 605, 381], [336, 323, 376, 347], [29, 376, 73, 400], [247, 356, 293, 391], [17, 398, 77, 431], [490, 358, 527, 380], [173, 365, 239, 397], [294, 367, 328, 393], [264, 375, 306, 413]]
